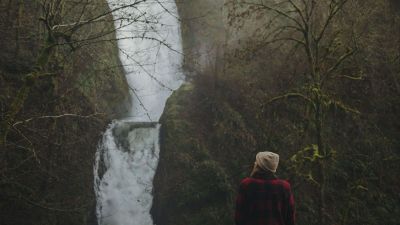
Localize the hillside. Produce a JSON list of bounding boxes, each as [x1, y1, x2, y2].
[[0, 1, 129, 224]]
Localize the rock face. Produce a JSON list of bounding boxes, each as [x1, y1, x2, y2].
[[175, 0, 226, 75], [151, 84, 235, 225], [151, 2, 235, 225], [0, 1, 129, 225]]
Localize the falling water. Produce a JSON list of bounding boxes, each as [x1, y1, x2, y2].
[[94, 1, 183, 224]]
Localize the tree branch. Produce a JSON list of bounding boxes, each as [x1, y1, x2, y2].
[[13, 113, 104, 127], [267, 92, 313, 104]]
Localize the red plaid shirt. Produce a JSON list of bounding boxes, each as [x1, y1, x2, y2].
[[235, 174, 295, 225]]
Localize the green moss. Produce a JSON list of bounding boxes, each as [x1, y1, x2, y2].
[[0, 1, 130, 224], [153, 84, 235, 225], [69, 9, 129, 117]]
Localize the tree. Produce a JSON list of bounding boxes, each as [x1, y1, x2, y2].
[[227, 1, 363, 224], [0, 0, 169, 145], [0, 0, 173, 223]]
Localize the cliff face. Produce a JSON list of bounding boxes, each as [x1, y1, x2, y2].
[[152, 84, 235, 225], [175, 0, 225, 75], [0, 1, 129, 225], [0, 0, 130, 117]]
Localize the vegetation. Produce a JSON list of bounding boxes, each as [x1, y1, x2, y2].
[[1, 0, 398, 224], [153, 1, 399, 225], [0, 0, 140, 224]]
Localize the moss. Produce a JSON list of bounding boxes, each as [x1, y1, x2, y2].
[[152, 84, 235, 225], [73, 41, 129, 115], [67, 3, 129, 117], [152, 3, 400, 224], [0, 1, 130, 224]]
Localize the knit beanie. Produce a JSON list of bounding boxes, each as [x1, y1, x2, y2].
[[255, 151, 279, 173]]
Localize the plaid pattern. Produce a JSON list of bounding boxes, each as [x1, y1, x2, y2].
[[235, 174, 295, 225]]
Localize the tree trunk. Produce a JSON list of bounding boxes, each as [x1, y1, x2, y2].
[[315, 97, 327, 225]]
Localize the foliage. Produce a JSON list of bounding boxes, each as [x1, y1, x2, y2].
[[154, 1, 399, 225], [0, 1, 130, 224], [152, 84, 235, 225]]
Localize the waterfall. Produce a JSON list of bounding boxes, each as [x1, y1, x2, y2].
[[94, 1, 183, 224]]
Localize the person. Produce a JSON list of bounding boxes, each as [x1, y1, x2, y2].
[[235, 151, 295, 225]]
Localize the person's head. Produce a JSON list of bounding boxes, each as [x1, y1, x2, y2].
[[250, 151, 279, 176]]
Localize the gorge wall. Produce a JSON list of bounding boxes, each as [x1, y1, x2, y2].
[[0, 1, 129, 224]]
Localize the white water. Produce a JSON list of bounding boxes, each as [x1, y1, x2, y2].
[[94, 1, 183, 224]]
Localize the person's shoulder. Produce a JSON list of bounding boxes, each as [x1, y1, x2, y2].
[[240, 177, 253, 185], [276, 179, 292, 190], [239, 177, 257, 188]]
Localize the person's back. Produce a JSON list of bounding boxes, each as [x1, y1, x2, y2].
[[235, 152, 295, 225]]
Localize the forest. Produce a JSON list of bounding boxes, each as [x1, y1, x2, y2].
[[0, 0, 399, 225]]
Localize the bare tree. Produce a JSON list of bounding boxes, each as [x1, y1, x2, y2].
[[0, 0, 173, 146], [226, 1, 362, 224], [0, 1, 177, 221]]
